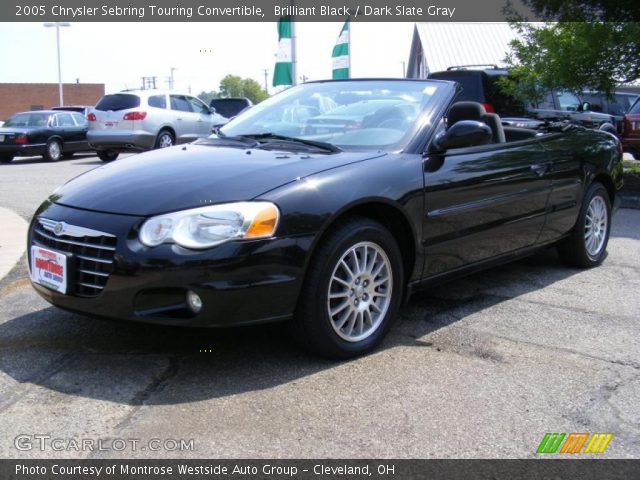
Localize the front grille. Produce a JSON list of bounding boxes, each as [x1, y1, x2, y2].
[[32, 218, 117, 297]]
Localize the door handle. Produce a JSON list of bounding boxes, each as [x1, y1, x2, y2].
[[531, 164, 550, 176]]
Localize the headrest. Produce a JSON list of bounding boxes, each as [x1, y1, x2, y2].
[[447, 101, 487, 126]]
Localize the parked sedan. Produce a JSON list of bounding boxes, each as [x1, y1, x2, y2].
[[28, 79, 622, 358], [87, 90, 228, 162], [0, 110, 90, 163]]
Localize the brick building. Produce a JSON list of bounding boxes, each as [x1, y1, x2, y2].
[[0, 83, 105, 120]]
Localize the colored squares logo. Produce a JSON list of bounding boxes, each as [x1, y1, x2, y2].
[[537, 433, 612, 454]]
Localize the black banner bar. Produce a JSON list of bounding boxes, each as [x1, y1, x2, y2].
[[2, 459, 639, 480]]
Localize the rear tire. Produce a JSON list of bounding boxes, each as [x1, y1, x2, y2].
[[43, 139, 62, 162], [557, 182, 611, 268], [154, 130, 175, 149], [97, 150, 119, 162], [289, 217, 404, 359], [0, 153, 14, 164]]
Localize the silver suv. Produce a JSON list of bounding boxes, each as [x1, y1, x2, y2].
[[87, 90, 227, 162]]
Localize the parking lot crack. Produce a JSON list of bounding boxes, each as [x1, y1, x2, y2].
[[110, 356, 180, 430]]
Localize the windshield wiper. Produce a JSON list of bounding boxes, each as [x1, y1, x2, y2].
[[234, 132, 341, 153]]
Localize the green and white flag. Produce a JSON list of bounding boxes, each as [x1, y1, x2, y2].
[[332, 20, 350, 79], [273, 17, 293, 86]]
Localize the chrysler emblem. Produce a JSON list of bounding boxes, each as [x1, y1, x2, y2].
[[54, 222, 64, 236]]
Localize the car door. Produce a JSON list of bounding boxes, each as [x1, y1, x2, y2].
[[54, 113, 84, 147], [169, 94, 197, 140], [534, 132, 586, 244], [186, 96, 215, 136], [422, 135, 553, 277], [70, 112, 89, 151]]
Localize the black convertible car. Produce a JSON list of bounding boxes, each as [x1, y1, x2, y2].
[[28, 79, 623, 358], [0, 110, 91, 163]]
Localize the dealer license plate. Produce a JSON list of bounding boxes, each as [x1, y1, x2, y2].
[[30, 246, 68, 294]]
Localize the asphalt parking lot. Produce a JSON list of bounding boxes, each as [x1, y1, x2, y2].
[[0, 154, 639, 458]]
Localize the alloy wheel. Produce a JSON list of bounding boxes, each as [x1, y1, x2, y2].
[[584, 195, 608, 257], [326, 241, 393, 342]]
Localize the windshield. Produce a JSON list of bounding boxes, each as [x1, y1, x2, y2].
[[4, 112, 52, 127], [219, 80, 444, 151]]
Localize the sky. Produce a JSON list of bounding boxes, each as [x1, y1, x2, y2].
[[0, 22, 415, 95]]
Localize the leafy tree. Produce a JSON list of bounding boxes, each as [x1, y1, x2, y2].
[[501, 1, 640, 99], [219, 75, 269, 104], [197, 90, 218, 105]]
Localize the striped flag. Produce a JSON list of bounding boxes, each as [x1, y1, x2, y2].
[[332, 20, 350, 79], [273, 17, 293, 86]]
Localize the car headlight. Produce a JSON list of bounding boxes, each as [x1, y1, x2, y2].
[[139, 202, 279, 249]]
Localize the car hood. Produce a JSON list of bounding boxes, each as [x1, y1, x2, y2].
[[53, 143, 383, 216]]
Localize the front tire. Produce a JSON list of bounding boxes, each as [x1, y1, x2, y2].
[[154, 130, 175, 149], [43, 139, 62, 162], [0, 153, 14, 164], [557, 182, 611, 268], [96, 150, 119, 162], [291, 217, 404, 358]]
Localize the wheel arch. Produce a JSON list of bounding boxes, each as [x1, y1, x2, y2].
[[301, 198, 419, 289], [157, 125, 176, 138], [47, 135, 65, 147], [592, 173, 615, 203]]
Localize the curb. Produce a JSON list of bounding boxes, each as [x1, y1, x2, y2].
[[0, 208, 28, 282]]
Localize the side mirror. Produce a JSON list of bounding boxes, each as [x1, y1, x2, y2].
[[580, 102, 591, 112], [431, 120, 493, 152], [209, 106, 217, 115]]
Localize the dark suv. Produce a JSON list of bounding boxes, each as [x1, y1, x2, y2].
[[580, 91, 639, 134], [428, 66, 617, 133], [209, 97, 252, 119]]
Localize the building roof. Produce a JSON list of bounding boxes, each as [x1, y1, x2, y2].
[[407, 23, 521, 78]]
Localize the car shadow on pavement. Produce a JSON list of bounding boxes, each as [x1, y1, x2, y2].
[[0, 246, 586, 407]]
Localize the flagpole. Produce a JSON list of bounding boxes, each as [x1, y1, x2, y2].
[[290, 0, 297, 85], [347, 19, 351, 78]]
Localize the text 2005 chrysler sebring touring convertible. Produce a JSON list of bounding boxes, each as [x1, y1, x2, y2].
[[28, 79, 623, 358]]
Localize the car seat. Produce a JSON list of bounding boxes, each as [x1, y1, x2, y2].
[[447, 101, 505, 143]]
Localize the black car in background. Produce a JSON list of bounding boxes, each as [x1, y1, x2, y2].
[[27, 79, 622, 358], [209, 97, 253, 119], [428, 66, 618, 133], [0, 110, 91, 163]]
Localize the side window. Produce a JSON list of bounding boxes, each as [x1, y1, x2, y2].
[[535, 92, 556, 110], [556, 92, 581, 111], [170, 95, 192, 113], [71, 112, 87, 126], [56, 113, 75, 127], [187, 96, 210, 115], [148, 95, 167, 109]]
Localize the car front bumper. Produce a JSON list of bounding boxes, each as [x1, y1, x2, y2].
[[87, 130, 156, 152], [28, 201, 311, 327]]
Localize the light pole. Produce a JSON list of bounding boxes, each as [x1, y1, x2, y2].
[[170, 67, 177, 90], [43, 22, 71, 106]]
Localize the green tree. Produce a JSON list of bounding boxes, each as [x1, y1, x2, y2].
[[197, 90, 218, 105], [501, 1, 640, 99], [219, 75, 269, 104]]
